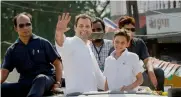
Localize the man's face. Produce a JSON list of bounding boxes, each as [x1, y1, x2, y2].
[[113, 36, 129, 53], [75, 18, 92, 40], [15, 14, 32, 37], [92, 21, 104, 42], [123, 23, 135, 40], [92, 22, 104, 33]]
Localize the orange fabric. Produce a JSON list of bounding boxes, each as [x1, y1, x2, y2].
[[164, 75, 181, 87], [150, 57, 181, 87]]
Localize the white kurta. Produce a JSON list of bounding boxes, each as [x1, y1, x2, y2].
[[103, 49, 143, 91], [55, 36, 105, 94]]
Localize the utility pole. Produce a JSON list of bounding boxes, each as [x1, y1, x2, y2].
[[126, 1, 132, 17], [132, 1, 140, 35], [126, 1, 140, 35]]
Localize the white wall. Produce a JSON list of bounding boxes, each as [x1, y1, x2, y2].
[[110, 1, 127, 16], [146, 12, 181, 34], [110, 1, 181, 16]]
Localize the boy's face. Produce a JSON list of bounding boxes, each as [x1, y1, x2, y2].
[[113, 36, 129, 53]]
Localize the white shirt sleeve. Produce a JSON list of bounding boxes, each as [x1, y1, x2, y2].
[[132, 54, 143, 76], [91, 51, 106, 90], [55, 35, 73, 56], [103, 58, 109, 77]]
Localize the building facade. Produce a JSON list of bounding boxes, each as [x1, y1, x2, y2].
[[110, 1, 181, 64]]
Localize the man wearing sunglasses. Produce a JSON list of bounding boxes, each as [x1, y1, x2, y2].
[[1, 12, 63, 97], [90, 17, 113, 72], [108, 16, 165, 92]]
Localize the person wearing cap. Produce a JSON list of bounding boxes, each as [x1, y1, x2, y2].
[[108, 16, 165, 91]]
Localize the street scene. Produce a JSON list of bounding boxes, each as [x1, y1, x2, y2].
[[1, 1, 181, 97]]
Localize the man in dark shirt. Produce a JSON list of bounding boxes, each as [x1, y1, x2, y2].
[[1, 12, 63, 97], [108, 16, 165, 91]]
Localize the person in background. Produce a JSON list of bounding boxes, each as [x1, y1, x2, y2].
[[90, 17, 113, 71]]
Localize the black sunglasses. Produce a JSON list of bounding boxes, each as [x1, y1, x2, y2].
[[125, 28, 135, 32], [19, 23, 31, 28]]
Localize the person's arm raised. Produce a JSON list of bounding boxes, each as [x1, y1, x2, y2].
[[55, 13, 71, 47]]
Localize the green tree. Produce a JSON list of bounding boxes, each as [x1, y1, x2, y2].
[[1, 1, 110, 60]]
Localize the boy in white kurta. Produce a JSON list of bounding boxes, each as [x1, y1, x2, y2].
[[55, 13, 105, 95], [104, 30, 143, 91]]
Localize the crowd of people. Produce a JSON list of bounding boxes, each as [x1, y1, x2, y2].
[[1, 12, 165, 97]]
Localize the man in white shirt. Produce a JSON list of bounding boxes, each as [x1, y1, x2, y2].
[[55, 13, 105, 95]]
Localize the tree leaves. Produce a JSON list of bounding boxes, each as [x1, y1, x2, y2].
[[1, 1, 110, 59]]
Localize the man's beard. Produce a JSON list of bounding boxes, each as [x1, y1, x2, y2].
[[93, 39, 103, 43]]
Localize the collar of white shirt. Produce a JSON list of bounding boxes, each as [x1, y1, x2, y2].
[[110, 48, 128, 60], [74, 35, 90, 46]]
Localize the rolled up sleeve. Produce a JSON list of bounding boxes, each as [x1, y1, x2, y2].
[[55, 35, 72, 57], [139, 39, 150, 60]]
